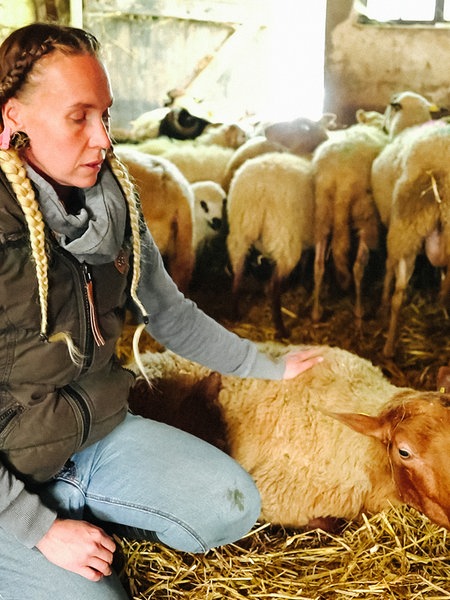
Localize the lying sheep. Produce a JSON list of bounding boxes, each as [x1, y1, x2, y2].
[[222, 114, 335, 192], [129, 343, 450, 532], [226, 152, 314, 338], [311, 119, 388, 324], [116, 147, 195, 293], [132, 139, 234, 185], [371, 119, 450, 357], [195, 122, 248, 148]]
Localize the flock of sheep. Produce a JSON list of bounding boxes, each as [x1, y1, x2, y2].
[[117, 92, 450, 534], [116, 89, 449, 358]]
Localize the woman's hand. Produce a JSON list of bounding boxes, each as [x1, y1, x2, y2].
[[36, 518, 116, 581], [282, 347, 323, 380]]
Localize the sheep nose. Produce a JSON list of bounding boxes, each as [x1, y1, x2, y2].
[[209, 217, 222, 231]]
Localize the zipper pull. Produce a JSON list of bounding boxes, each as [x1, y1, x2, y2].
[[83, 264, 106, 347]]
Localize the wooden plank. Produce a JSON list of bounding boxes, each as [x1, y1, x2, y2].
[[185, 23, 262, 97], [86, 0, 268, 25]]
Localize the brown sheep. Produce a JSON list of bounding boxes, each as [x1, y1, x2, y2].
[[129, 343, 450, 533]]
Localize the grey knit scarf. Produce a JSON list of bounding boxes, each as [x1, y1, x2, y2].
[[25, 163, 127, 264]]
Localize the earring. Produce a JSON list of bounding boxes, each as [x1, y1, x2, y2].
[[10, 130, 30, 149], [0, 124, 11, 150]]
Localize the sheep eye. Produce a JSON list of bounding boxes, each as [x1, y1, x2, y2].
[[398, 448, 411, 459]]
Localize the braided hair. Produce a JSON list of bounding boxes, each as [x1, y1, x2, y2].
[[0, 23, 148, 364]]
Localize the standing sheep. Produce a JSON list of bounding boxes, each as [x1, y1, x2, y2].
[[371, 119, 450, 357], [312, 91, 440, 328], [129, 343, 450, 532], [116, 147, 196, 293], [311, 119, 388, 324], [226, 152, 314, 338]]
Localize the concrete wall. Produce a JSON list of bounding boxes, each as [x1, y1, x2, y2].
[[324, 1, 450, 124]]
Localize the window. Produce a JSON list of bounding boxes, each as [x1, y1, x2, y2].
[[357, 0, 450, 24]]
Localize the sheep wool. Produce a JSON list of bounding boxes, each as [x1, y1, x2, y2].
[[311, 120, 388, 322], [131, 343, 450, 531], [116, 146, 196, 293], [226, 152, 314, 337], [372, 119, 450, 356]]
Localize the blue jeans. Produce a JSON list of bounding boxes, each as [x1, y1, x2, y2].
[[0, 413, 261, 599]]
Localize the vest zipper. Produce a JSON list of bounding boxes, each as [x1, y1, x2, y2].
[[82, 263, 106, 347], [61, 386, 92, 446], [0, 404, 24, 434]]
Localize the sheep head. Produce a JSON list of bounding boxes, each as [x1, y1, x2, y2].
[[327, 390, 450, 530]]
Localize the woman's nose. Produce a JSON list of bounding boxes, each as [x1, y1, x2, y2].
[[90, 119, 111, 149]]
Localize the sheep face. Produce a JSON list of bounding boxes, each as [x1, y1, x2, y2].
[[331, 390, 450, 530]]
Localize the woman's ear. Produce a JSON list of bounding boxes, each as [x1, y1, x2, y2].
[[2, 98, 24, 131]]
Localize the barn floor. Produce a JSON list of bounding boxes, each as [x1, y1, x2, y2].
[[116, 246, 450, 599]]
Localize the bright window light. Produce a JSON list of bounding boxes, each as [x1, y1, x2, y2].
[[261, 0, 326, 120], [364, 0, 436, 21]]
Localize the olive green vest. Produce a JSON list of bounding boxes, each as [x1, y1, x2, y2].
[[0, 170, 135, 483]]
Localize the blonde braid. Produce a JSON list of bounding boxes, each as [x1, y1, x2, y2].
[[0, 148, 83, 364], [107, 149, 151, 379], [0, 148, 49, 336]]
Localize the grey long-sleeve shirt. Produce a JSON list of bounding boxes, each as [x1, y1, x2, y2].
[[0, 166, 286, 549]]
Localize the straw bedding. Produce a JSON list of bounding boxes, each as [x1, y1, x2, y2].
[[115, 254, 450, 599]]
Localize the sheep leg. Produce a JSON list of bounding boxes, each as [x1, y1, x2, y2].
[[168, 216, 195, 294], [383, 255, 416, 357], [270, 272, 289, 339], [353, 234, 369, 327], [381, 256, 395, 313], [230, 255, 246, 321], [312, 238, 327, 322]]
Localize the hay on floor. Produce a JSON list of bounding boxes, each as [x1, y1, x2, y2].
[[117, 505, 450, 599], [115, 266, 450, 599]]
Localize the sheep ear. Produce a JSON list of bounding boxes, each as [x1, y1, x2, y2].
[[323, 410, 388, 441]]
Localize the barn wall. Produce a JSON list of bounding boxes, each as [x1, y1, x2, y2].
[[324, 1, 450, 123], [1, 1, 450, 129], [83, 0, 328, 132], [84, 0, 275, 130]]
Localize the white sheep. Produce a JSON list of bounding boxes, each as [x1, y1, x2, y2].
[[129, 343, 450, 532], [222, 114, 336, 192], [311, 119, 388, 324], [311, 91, 440, 328], [116, 147, 196, 293], [195, 122, 248, 148], [226, 152, 314, 338], [130, 138, 234, 186], [383, 90, 439, 140], [191, 180, 227, 254], [371, 119, 450, 357]]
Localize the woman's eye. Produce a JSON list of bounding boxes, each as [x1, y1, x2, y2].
[[72, 114, 86, 123]]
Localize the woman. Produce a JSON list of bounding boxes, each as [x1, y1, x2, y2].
[[0, 23, 322, 599]]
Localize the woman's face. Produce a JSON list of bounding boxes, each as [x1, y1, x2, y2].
[[4, 51, 113, 189]]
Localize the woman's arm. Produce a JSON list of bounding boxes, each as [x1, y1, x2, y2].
[[137, 229, 322, 379]]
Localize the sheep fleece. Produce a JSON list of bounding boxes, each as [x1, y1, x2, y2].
[[135, 345, 399, 528]]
